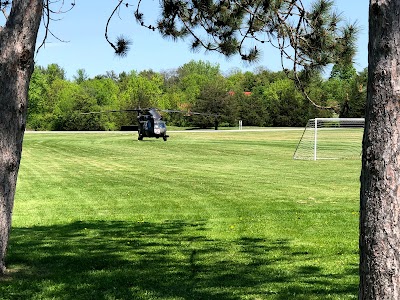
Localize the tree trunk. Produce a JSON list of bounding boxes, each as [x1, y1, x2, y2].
[[360, 1, 400, 298], [0, 1, 42, 274]]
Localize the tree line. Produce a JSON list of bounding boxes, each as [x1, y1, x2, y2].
[[27, 60, 367, 131]]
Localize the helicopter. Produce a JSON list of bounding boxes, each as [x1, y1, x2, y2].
[[136, 108, 168, 141], [81, 107, 220, 141]]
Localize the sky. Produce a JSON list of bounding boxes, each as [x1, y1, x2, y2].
[[34, 1, 369, 79]]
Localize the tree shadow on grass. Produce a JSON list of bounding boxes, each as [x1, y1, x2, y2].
[[1, 220, 357, 299]]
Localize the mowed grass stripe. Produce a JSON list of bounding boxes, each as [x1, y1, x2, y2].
[[2, 130, 360, 299]]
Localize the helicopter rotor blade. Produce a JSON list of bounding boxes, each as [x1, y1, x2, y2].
[[80, 107, 222, 118], [80, 109, 143, 115], [159, 109, 221, 117]]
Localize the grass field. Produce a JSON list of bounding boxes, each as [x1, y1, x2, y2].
[[1, 130, 360, 299]]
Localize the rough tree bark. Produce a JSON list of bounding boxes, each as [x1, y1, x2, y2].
[[360, 0, 400, 298], [0, 1, 42, 273]]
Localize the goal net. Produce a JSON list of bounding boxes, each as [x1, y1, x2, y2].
[[293, 118, 365, 160]]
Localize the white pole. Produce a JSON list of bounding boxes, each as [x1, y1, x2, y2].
[[239, 120, 242, 130], [314, 118, 318, 160]]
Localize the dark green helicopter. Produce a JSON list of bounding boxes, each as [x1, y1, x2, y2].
[[136, 108, 168, 141], [82, 108, 220, 141]]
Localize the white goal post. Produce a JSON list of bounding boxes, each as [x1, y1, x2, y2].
[[293, 118, 365, 160]]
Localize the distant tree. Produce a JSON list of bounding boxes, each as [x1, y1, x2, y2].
[[264, 78, 311, 126], [325, 62, 358, 117], [27, 67, 49, 130], [139, 69, 159, 80], [177, 60, 220, 79], [347, 68, 367, 118], [176, 60, 222, 105], [38, 63, 66, 83], [330, 63, 357, 81], [118, 71, 128, 82], [241, 72, 258, 92], [321, 78, 349, 113], [115, 71, 165, 127], [192, 78, 237, 128], [105, 70, 118, 81], [226, 69, 246, 92], [160, 69, 180, 90], [236, 88, 271, 127], [94, 70, 119, 81], [82, 78, 119, 107], [53, 83, 109, 131], [73, 69, 89, 84]]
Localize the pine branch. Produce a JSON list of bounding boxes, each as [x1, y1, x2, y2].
[[105, 0, 131, 56]]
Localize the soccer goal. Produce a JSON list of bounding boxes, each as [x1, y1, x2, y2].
[[293, 118, 365, 160]]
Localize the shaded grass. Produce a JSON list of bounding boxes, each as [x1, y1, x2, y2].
[[2, 130, 360, 299]]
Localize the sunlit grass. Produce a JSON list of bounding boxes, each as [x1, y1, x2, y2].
[[2, 130, 360, 299]]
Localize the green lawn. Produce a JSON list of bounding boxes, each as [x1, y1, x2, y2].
[[1, 130, 360, 299]]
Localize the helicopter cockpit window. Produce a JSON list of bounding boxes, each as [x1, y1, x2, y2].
[[149, 109, 162, 120]]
